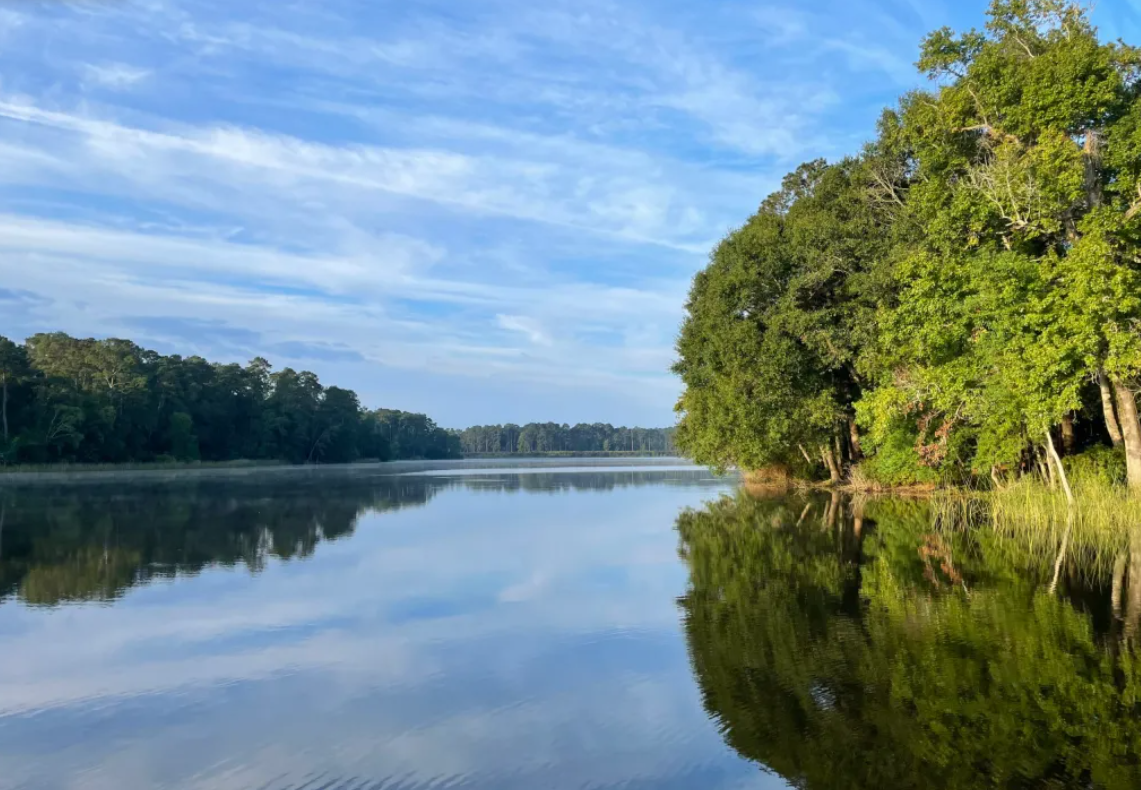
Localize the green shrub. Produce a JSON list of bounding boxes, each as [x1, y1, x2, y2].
[[857, 420, 941, 487], [1064, 445, 1127, 488]]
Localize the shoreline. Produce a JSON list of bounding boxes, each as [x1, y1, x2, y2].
[[0, 456, 699, 487]]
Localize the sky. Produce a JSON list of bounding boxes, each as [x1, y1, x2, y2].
[[1, 0, 1141, 428]]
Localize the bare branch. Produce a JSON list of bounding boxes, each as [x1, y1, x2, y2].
[[1012, 33, 1038, 59]]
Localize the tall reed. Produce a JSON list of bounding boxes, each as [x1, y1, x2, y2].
[[934, 477, 1141, 584]]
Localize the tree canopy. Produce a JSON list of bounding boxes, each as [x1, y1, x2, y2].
[[674, 0, 1141, 493], [457, 423, 675, 454], [0, 332, 461, 465]]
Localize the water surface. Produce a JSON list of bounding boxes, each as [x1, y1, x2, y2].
[[0, 462, 768, 790], [3, 464, 1141, 789]]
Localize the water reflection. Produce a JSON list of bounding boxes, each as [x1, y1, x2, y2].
[[0, 468, 717, 607], [1, 465, 770, 790], [678, 491, 1141, 789]]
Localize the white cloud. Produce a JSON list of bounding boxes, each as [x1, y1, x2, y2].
[[0, 99, 731, 252], [81, 62, 152, 90], [0, 0, 959, 423], [496, 314, 553, 346]]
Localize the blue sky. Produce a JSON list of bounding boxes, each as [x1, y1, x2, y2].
[[1, 0, 1140, 427]]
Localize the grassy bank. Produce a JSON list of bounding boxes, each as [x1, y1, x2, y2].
[[929, 478, 1141, 583]]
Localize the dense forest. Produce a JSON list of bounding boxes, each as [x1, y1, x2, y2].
[[457, 423, 675, 454], [0, 332, 461, 465], [674, 1, 1141, 494]]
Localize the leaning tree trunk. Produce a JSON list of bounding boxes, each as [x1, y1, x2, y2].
[[848, 416, 863, 462], [1112, 378, 1141, 494], [1045, 430, 1075, 507], [1099, 371, 1124, 448], [1113, 552, 1127, 624], [820, 445, 841, 485]]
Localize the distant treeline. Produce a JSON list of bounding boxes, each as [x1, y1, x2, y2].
[[0, 332, 461, 465], [456, 423, 676, 455]]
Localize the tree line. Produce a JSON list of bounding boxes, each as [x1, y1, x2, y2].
[[457, 423, 675, 454], [0, 332, 461, 465], [674, 1, 1141, 494]]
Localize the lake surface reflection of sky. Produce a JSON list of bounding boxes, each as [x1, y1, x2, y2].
[[0, 465, 782, 790]]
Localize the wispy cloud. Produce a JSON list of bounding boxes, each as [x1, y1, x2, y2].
[[0, 0, 1029, 423], [80, 62, 152, 90], [496, 314, 553, 346]]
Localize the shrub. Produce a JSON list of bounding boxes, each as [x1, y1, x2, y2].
[[1064, 445, 1127, 489], [856, 421, 941, 488]]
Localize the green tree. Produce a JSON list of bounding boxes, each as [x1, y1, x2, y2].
[[0, 336, 29, 461], [167, 411, 200, 462], [674, 160, 890, 477], [0, 333, 455, 467], [866, 0, 1141, 488]]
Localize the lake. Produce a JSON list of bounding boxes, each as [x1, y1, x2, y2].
[[1, 460, 1139, 789]]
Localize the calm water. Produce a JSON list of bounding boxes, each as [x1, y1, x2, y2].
[[2, 462, 1140, 789]]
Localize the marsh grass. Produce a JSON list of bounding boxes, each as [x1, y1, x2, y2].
[[933, 476, 1141, 584]]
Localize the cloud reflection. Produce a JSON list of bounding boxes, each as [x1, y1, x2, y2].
[[0, 468, 783, 789]]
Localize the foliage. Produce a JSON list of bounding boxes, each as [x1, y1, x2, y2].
[[851, 419, 942, 487], [457, 423, 675, 455], [0, 332, 461, 466], [673, 0, 1141, 491], [674, 160, 890, 474], [1065, 445, 1128, 488]]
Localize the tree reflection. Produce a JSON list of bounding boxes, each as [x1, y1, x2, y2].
[[678, 492, 1141, 789], [0, 478, 437, 606], [0, 469, 715, 606]]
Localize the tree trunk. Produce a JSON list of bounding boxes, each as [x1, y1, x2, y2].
[[798, 444, 814, 467], [1045, 430, 1075, 507], [1084, 130, 1104, 210], [1112, 378, 1141, 494], [795, 502, 812, 527], [848, 416, 863, 461], [1038, 447, 1055, 490], [820, 445, 841, 485], [1061, 415, 1076, 455], [1, 378, 7, 443], [990, 465, 1007, 491], [1099, 371, 1124, 448]]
